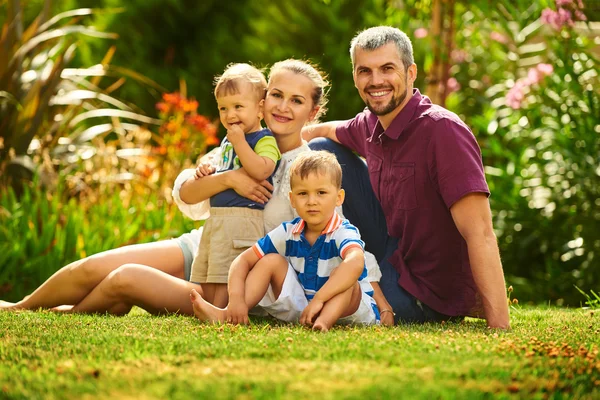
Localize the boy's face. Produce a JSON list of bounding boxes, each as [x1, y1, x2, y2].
[[289, 172, 344, 232], [217, 81, 263, 134]]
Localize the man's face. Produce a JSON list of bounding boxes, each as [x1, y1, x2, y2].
[[352, 43, 415, 118]]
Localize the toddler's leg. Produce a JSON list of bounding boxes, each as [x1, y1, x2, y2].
[[312, 282, 362, 332], [212, 284, 228, 308]]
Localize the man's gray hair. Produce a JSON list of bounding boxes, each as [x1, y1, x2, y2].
[[350, 26, 414, 71]]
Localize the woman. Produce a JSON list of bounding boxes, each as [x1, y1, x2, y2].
[[1, 60, 394, 324]]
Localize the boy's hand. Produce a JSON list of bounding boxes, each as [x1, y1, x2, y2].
[[194, 163, 216, 179], [225, 297, 249, 325], [300, 299, 324, 327], [226, 125, 245, 146]]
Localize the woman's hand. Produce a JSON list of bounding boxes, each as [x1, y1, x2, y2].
[[370, 282, 395, 327], [228, 169, 273, 204]]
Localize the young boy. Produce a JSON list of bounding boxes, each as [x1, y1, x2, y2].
[[190, 63, 281, 308], [190, 151, 380, 331]]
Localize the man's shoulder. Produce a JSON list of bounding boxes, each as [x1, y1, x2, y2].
[[417, 105, 473, 137]]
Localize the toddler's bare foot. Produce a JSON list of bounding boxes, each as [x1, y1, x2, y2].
[[312, 319, 331, 332], [190, 289, 226, 323]]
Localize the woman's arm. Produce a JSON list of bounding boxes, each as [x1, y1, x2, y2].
[[370, 282, 394, 326], [180, 168, 274, 206]]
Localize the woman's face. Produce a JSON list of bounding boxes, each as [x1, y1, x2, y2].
[[264, 70, 319, 138]]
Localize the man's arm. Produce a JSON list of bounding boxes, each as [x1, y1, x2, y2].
[[450, 193, 510, 329], [301, 121, 343, 143]]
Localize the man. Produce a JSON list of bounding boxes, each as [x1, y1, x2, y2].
[[304, 26, 510, 329]]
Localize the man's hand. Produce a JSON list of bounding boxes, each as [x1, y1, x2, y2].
[[194, 163, 216, 179], [226, 125, 245, 146], [225, 297, 249, 325], [299, 299, 324, 327]]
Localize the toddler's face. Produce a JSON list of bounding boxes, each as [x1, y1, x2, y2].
[[217, 81, 263, 134]]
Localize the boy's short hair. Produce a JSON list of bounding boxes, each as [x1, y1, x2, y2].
[[214, 63, 267, 101], [289, 151, 342, 189]]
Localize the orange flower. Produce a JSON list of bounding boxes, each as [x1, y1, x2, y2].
[[156, 102, 170, 114], [162, 92, 181, 105], [180, 98, 199, 113]]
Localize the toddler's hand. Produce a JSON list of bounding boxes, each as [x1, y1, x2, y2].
[[300, 299, 324, 327], [225, 298, 249, 325], [194, 163, 216, 179], [226, 125, 245, 145]]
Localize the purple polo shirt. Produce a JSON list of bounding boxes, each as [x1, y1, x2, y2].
[[336, 89, 490, 316]]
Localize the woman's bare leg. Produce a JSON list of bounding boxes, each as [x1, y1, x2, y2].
[[71, 264, 203, 315], [312, 283, 361, 332], [0, 241, 186, 311]]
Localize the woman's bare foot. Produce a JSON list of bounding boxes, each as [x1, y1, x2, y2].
[[50, 305, 75, 313], [190, 289, 226, 323], [0, 301, 21, 311]]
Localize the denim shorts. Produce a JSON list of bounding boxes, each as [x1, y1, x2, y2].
[[172, 228, 202, 281]]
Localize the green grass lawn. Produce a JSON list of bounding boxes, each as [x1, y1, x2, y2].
[[1, 307, 598, 399]]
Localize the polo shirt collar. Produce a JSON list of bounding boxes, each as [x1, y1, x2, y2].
[[367, 88, 423, 142], [291, 212, 343, 235]]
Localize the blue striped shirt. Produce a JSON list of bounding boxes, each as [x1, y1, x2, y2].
[[252, 213, 376, 304]]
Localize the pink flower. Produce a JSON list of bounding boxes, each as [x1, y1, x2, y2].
[[414, 28, 428, 39], [537, 63, 554, 76], [490, 31, 509, 44], [505, 80, 527, 109], [555, 0, 572, 7], [451, 49, 468, 63], [557, 8, 574, 27], [446, 77, 461, 93], [526, 68, 541, 85], [575, 10, 587, 20]]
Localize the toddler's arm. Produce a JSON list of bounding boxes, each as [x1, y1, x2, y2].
[[227, 126, 276, 181]]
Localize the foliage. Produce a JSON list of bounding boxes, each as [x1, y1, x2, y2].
[[0, 177, 198, 302], [446, 0, 599, 305], [0, 307, 599, 398], [0, 1, 164, 187]]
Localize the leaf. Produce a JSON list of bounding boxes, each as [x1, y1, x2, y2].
[[68, 109, 162, 128]]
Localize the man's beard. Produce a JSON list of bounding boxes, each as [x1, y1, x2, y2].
[[364, 80, 409, 116]]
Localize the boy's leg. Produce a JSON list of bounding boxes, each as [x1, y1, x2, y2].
[[191, 254, 288, 323], [312, 282, 362, 332]]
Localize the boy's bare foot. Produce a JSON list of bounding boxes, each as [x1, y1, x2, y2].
[[312, 320, 331, 332], [190, 289, 226, 323]]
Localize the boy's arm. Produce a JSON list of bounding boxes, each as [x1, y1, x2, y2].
[[301, 121, 343, 143], [370, 282, 394, 326], [312, 247, 364, 305], [228, 126, 277, 181], [226, 247, 261, 325]]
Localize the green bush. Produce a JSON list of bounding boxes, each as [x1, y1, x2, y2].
[[0, 178, 198, 302]]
